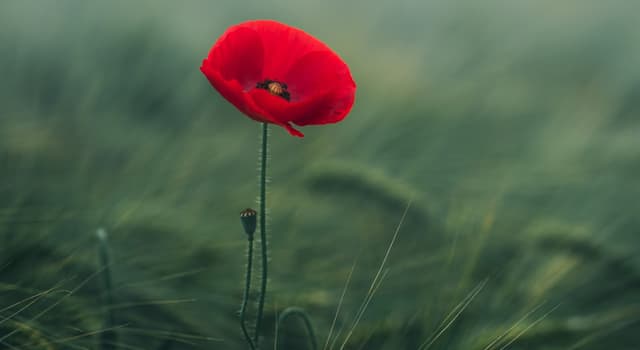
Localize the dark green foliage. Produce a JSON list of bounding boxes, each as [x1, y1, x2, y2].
[[305, 163, 432, 231], [1, 1, 640, 349]]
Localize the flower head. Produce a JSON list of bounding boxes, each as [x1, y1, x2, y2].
[[201, 20, 356, 137]]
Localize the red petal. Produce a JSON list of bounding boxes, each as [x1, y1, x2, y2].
[[283, 124, 304, 137], [201, 65, 304, 136], [237, 20, 336, 80], [205, 25, 264, 89], [248, 87, 354, 129], [284, 50, 354, 101], [200, 64, 274, 124], [291, 88, 355, 126], [283, 50, 356, 125]]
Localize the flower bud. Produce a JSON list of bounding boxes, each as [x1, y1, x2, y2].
[[240, 208, 257, 239]]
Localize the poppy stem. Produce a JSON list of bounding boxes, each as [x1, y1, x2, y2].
[[254, 122, 269, 345], [276, 307, 318, 350], [240, 235, 256, 350]]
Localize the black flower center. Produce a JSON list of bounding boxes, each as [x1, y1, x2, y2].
[[256, 79, 290, 101]]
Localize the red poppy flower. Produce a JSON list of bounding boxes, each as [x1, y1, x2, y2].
[[200, 20, 356, 137]]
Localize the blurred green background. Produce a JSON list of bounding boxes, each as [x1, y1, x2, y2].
[[1, 1, 639, 349]]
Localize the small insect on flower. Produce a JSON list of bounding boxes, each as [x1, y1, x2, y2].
[[256, 79, 290, 101], [267, 82, 285, 96], [200, 20, 356, 137]]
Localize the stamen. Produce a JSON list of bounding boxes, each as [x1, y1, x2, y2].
[[256, 79, 290, 101]]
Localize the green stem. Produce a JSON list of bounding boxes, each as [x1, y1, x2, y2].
[[277, 307, 318, 350], [240, 238, 256, 350], [254, 122, 269, 344], [97, 228, 117, 350]]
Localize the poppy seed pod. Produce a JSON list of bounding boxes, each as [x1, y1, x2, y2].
[[240, 208, 257, 238], [201, 20, 356, 137]]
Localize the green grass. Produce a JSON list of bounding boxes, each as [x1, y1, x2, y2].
[[1, 1, 640, 349]]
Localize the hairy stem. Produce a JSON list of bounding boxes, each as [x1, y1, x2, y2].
[[240, 237, 256, 350], [254, 122, 269, 344]]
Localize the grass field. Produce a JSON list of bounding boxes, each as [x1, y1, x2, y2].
[[1, 1, 639, 349]]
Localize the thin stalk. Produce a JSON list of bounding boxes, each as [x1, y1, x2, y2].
[[254, 122, 269, 344], [240, 238, 256, 350], [97, 228, 117, 350], [277, 307, 318, 350]]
